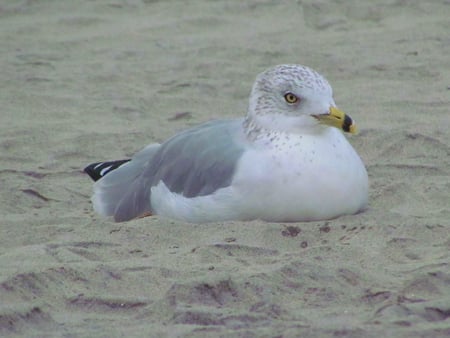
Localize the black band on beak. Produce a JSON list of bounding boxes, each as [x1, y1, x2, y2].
[[342, 115, 353, 133]]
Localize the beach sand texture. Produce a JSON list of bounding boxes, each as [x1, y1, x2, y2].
[[1, 1, 449, 337]]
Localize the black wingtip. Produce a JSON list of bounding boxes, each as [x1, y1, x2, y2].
[[84, 159, 131, 182]]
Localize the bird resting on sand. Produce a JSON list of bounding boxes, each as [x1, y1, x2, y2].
[[84, 64, 368, 223]]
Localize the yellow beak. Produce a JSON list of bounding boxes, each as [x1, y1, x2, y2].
[[313, 106, 357, 134]]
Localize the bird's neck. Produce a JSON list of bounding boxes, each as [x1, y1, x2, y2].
[[243, 112, 322, 141]]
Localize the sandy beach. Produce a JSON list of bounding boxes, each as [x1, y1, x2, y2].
[[1, 0, 449, 337]]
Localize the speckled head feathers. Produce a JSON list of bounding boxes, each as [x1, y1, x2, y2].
[[256, 64, 331, 93], [247, 64, 335, 128]]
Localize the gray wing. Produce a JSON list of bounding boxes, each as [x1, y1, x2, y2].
[[110, 119, 247, 222], [91, 143, 160, 218]]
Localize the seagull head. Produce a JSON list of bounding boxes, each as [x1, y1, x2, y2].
[[247, 64, 356, 134]]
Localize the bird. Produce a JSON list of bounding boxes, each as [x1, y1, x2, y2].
[[84, 64, 368, 223]]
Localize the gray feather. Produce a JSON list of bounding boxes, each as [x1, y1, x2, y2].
[[97, 119, 247, 222]]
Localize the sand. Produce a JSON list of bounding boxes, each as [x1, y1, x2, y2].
[[1, 0, 449, 337]]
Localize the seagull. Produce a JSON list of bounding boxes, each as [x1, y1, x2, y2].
[[84, 64, 368, 223]]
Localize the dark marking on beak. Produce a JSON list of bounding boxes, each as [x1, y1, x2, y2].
[[343, 115, 353, 133]]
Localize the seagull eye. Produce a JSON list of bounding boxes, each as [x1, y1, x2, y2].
[[284, 92, 299, 104]]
